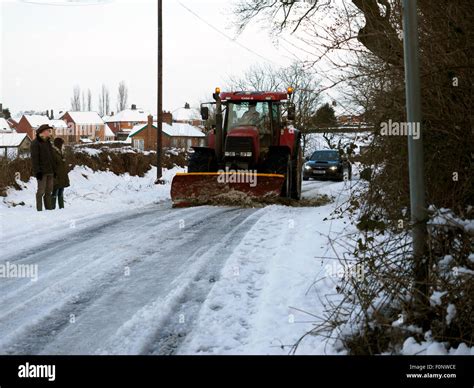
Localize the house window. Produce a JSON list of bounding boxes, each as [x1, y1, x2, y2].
[[186, 138, 192, 149], [134, 139, 145, 151]]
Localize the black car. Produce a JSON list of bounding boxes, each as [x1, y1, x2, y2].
[[303, 150, 352, 181]]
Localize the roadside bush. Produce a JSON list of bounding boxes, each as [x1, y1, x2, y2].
[[0, 145, 188, 196]]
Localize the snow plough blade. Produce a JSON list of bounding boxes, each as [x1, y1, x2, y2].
[[170, 172, 285, 207]]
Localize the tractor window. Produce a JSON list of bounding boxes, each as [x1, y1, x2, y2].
[[226, 102, 271, 133]]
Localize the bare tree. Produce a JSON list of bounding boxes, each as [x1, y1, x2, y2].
[[87, 89, 92, 111], [117, 81, 128, 112], [228, 64, 282, 91], [81, 91, 86, 112], [70, 86, 81, 111], [278, 63, 320, 154], [98, 84, 110, 117], [105, 87, 110, 116]]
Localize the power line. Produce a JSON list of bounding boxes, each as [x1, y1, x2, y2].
[[177, 1, 278, 65]]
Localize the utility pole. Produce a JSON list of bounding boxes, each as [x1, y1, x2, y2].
[[155, 0, 164, 184], [402, 0, 428, 313]]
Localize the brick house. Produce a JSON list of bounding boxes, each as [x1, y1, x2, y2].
[[16, 115, 68, 140], [128, 116, 206, 151], [60, 111, 106, 144], [6, 118, 18, 130], [16, 114, 51, 140], [105, 105, 149, 137]]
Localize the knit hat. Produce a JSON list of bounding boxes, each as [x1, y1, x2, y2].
[[36, 124, 53, 136]]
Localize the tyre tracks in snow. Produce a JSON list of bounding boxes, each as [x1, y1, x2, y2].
[[0, 203, 263, 355]]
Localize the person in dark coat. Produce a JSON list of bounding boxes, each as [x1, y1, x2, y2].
[[51, 137, 70, 209], [30, 124, 56, 211]]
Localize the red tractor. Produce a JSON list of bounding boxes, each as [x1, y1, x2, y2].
[[170, 88, 303, 206]]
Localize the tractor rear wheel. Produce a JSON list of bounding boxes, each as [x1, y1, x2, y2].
[[188, 148, 217, 173]]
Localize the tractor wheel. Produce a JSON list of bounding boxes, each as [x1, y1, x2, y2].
[[264, 149, 292, 198], [188, 149, 217, 173], [291, 144, 302, 200]]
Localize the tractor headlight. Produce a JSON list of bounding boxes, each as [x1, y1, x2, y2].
[[329, 166, 338, 171], [225, 152, 236, 157], [239, 152, 252, 157]]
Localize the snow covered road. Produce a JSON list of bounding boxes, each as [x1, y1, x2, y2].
[[1, 170, 353, 355]]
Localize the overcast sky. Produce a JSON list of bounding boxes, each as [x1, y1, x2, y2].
[[0, 0, 301, 117]]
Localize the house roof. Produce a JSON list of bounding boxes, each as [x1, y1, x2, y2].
[[24, 115, 51, 128], [0, 133, 29, 147], [129, 122, 205, 139], [172, 106, 201, 122], [106, 108, 149, 123], [65, 111, 104, 125], [49, 119, 68, 129], [0, 118, 11, 131]]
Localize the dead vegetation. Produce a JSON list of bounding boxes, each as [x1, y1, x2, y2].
[[186, 192, 333, 208]]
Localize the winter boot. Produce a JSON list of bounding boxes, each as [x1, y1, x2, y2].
[[36, 194, 43, 212], [58, 194, 65, 209], [51, 195, 57, 209]]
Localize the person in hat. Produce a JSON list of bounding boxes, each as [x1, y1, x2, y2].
[[30, 124, 56, 211], [51, 137, 70, 209]]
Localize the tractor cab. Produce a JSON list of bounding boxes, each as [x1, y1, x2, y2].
[[223, 99, 282, 169]]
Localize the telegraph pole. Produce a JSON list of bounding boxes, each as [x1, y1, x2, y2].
[[402, 0, 428, 310], [156, 0, 164, 184]]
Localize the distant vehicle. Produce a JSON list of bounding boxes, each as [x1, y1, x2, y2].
[[303, 150, 351, 182]]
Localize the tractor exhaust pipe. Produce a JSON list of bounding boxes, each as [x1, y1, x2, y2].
[[213, 88, 223, 161]]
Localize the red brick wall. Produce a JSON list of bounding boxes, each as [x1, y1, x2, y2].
[[130, 124, 205, 151], [16, 116, 34, 140]]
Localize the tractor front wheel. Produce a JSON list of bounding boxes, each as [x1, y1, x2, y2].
[[264, 149, 292, 198]]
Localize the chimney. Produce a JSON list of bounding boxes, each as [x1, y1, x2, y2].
[[162, 111, 173, 125], [147, 114, 153, 151], [131, 104, 137, 110], [184, 102, 190, 109]]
